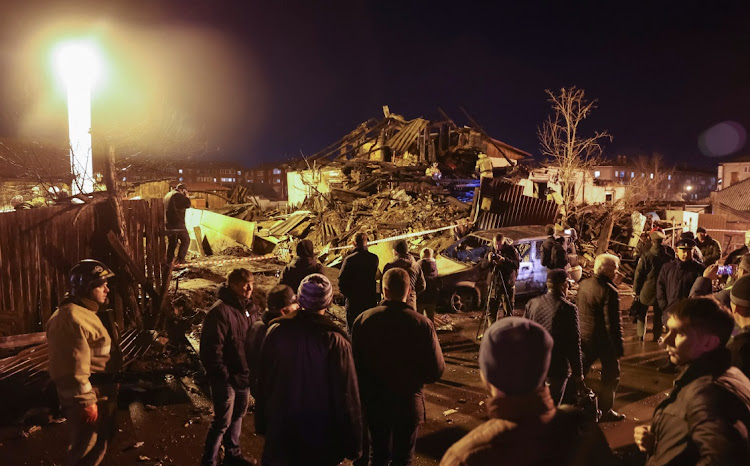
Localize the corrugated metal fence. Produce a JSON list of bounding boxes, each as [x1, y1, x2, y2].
[[0, 199, 165, 336], [475, 179, 560, 230]]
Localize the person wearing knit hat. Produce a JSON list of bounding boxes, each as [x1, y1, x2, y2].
[[729, 275, 750, 377], [256, 273, 362, 464], [441, 317, 613, 465], [278, 239, 325, 294], [689, 253, 750, 309], [352, 268, 444, 465], [525, 269, 586, 405], [696, 227, 722, 266]]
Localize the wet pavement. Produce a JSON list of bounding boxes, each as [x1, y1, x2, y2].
[[0, 294, 676, 465]]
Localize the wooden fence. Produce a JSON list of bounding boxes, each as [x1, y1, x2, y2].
[[0, 199, 165, 336]]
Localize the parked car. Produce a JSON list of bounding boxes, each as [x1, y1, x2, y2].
[[436, 225, 573, 313]]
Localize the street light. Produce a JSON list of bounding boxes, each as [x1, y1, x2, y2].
[[52, 39, 103, 195]]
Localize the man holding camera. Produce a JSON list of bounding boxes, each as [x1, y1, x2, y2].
[[480, 233, 521, 323]]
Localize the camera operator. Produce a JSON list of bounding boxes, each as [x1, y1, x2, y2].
[[480, 233, 521, 323]]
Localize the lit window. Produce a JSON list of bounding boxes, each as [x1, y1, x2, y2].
[[179, 177, 183, 181], [179, 169, 183, 174], [275, 178, 281, 183], [237, 170, 242, 175], [650, 173, 654, 179], [594, 171, 601, 178], [214, 178, 217, 183], [630, 172, 634, 178], [273, 168, 281, 175], [620, 171, 625, 177], [122, 177, 126, 181], [668, 174, 671, 180]]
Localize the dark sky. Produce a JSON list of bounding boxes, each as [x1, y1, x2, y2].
[[1, 0, 749, 168]]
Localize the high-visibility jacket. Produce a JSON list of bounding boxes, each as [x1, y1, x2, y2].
[[47, 297, 111, 407], [476, 157, 494, 178]]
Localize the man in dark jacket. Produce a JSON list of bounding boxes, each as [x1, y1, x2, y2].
[[656, 238, 704, 316], [480, 233, 521, 322], [632, 230, 672, 341], [729, 276, 750, 378], [725, 229, 750, 267], [540, 224, 556, 268], [696, 226, 722, 266], [164, 183, 192, 265], [278, 239, 324, 293], [441, 318, 614, 466], [577, 253, 625, 422], [634, 297, 750, 465], [352, 268, 445, 466], [339, 232, 380, 332], [525, 269, 585, 405], [245, 285, 298, 397], [256, 274, 362, 465], [383, 240, 426, 311], [416, 248, 439, 325], [549, 236, 569, 270], [200, 268, 259, 466]]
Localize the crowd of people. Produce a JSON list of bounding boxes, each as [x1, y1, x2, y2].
[[43, 214, 750, 465]]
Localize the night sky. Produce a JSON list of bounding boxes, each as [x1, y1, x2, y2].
[[1, 1, 749, 169]]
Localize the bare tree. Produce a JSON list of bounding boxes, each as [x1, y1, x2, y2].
[[538, 87, 612, 221]]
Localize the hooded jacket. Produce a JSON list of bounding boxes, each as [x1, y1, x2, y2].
[[46, 296, 111, 408], [439, 387, 614, 466], [200, 284, 259, 389], [278, 240, 325, 293], [163, 190, 192, 230], [648, 348, 750, 465]]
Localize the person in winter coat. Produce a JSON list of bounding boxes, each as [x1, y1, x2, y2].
[[47, 260, 117, 466], [689, 254, 750, 308], [440, 317, 614, 466], [577, 253, 626, 422], [632, 230, 672, 341], [352, 268, 445, 466], [255, 274, 362, 465], [164, 183, 192, 265], [278, 239, 324, 293], [383, 240, 426, 311], [656, 238, 705, 314], [480, 233, 522, 322], [540, 225, 556, 268], [634, 298, 750, 465], [728, 276, 750, 378], [725, 229, 750, 267], [245, 285, 298, 397], [524, 269, 585, 405], [549, 236, 569, 270], [200, 268, 259, 466], [338, 232, 380, 332], [696, 226, 722, 266], [416, 248, 439, 325]]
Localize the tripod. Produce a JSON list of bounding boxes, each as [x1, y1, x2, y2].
[[476, 263, 513, 340]]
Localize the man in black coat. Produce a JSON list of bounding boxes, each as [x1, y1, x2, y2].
[[416, 248, 439, 325], [200, 269, 259, 466], [577, 253, 625, 422], [383, 240, 426, 311], [634, 298, 750, 465], [540, 225, 556, 268], [256, 274, 362, 465], [352, 268, 445, 466], [245, 285, 298, 398], [632, 230, 672, 341], [278, 239, 324, 293], [696, 226, 722, 266], [339, 232, 380, 332], [549, 237, 569, 270], [525, 269, 585, 405], [657, 238, 705, 315], [480, 233, 521, 322], [164, 183, 192, 265]]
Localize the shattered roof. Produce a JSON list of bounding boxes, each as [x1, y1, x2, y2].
[[716, 177, 750, 212]]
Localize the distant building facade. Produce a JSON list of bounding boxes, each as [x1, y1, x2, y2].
[[717, 153, 750, 191]]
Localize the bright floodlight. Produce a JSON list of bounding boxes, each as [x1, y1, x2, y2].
[[53, 39, 103, 195]]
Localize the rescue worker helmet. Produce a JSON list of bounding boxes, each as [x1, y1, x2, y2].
[[69, 260, 115, 297]]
